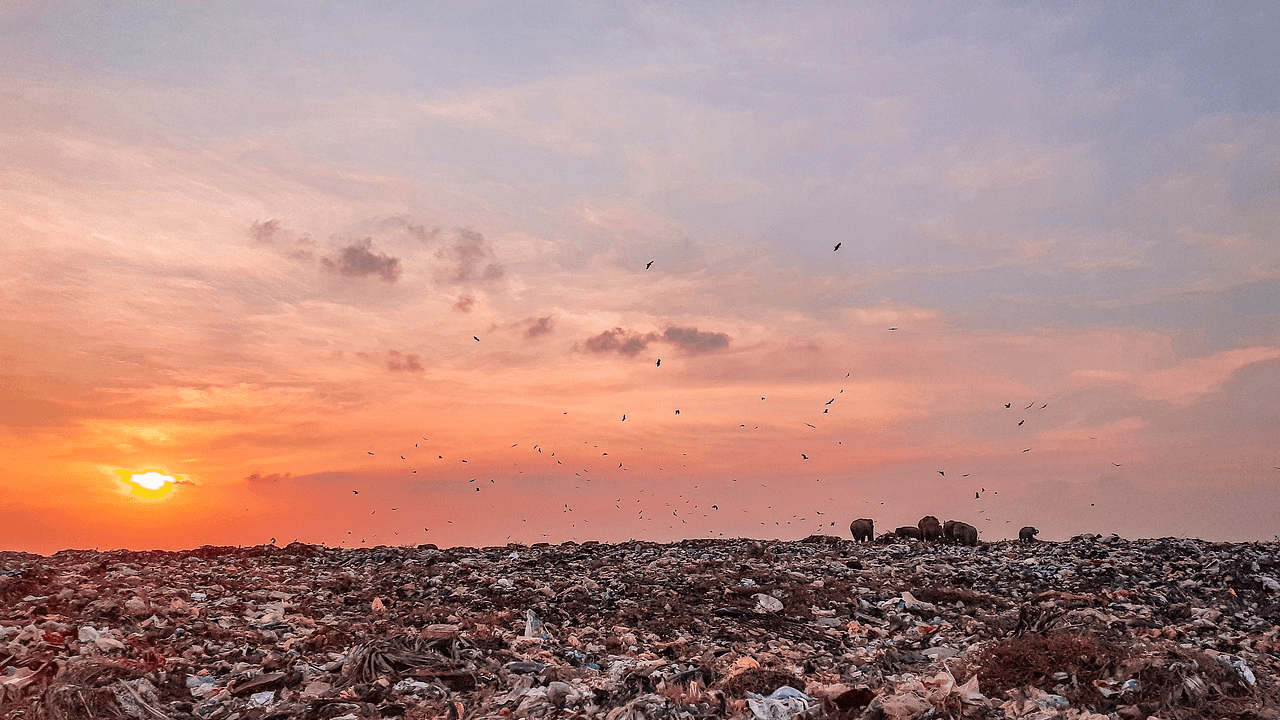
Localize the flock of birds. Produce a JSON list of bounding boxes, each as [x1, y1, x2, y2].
[[323, 248, 1135, 547]]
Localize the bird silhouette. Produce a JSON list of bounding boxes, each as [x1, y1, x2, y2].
[[938, 470, 945, 476], [1018, 419, 1025, 426], [645, 260, 654, 269], [1004, 403, 1011, 408], [473, 336, 480, 342], [621, 414, 626, 421], [675, 409, 680, 415], [833, 242, 841, 251], [801, 454, 809, 460], [888, 327, 898, 331], [655, 358, 661, 367], [1025, 402, 1035, 409], [352, 490, 359, 495]]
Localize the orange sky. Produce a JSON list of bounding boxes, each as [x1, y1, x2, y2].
[[3, 3, 1279, 552]]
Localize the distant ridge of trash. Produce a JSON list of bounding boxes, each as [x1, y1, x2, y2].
[[2, 533, 1278, 719]]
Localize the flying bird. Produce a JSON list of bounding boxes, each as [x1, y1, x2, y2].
[[938, 471, 945, 476], [801, 454, 809, 460], [473, 336, 480, 342], [675, 410, 680, 415], [1004, 403, 1011, 408], [1023, 448, 1031, 452], [351, 490, 359, 495], [621, 414, 626, 421], [645, 260, 654, 270], [805, 423, 816, 429], [655, 358, 661, 367], [1025, 402, 1035, 409], [888, 327, 898, 331], [1018, 419, 1025, 426], [367, 451, 375, 455], [833, 242, 841, 251], [825, 398, 835, 405]]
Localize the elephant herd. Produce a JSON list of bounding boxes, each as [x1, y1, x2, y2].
[[848, 516, 1040, 546]]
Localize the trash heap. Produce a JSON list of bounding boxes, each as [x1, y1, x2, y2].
[[3, 533, 1279, 719]]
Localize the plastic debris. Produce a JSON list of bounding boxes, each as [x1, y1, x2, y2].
[[745, 685, 818, 720]]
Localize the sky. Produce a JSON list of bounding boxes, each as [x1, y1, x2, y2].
[[2, 2, 1279, 553]]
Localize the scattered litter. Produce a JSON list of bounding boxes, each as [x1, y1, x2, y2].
[[0, 534, 1276, 717]]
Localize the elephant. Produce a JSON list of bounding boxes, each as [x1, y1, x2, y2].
[[894, 525, 924, 540], [849, 518, 875, 543], [918, 515, 942, 541], [952, 521, 979, 547], [1019, 526, 1039, 542]]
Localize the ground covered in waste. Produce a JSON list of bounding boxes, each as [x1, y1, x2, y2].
[[3, 534, 1280, 719]]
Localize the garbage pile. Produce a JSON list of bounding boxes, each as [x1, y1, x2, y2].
[[3, 533, 1279, 719]]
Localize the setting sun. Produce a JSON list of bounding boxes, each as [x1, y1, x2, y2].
[[115, 470, 179, 500]]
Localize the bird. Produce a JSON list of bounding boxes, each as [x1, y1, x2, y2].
[[675, 410, 680, 415], [825, 398, 835, 405], [888, 327, 898, 331], [833, 242, 841, 251], [1005, 403, 1011, 408], [1113, 463, 1123, 467], [621, 414, 626, 421], [367, 451, 375, 455], [805, 423, 816, 429], [351, 490, 359, 495], [655, 358, 661, 367], [645, 260, 654, 269], [1025, 402, 1035, 409], [938, 470, 945, 476], [473, 336, 480, 342], [1018, 420, 1025, 426], [1023, 448, 1031, 452], [801, 454, 809, 460], [975, 492, 980, 499]]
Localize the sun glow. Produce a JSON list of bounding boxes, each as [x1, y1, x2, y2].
[[115, 469, 180, 499]]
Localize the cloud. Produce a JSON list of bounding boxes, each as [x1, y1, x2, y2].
[[246, 472, 292, 482], [580, 325, 730, 356], [582, 327, 658, 356], [249, 219, 315, 259], [386, 350, 424, 373], [454, 294, 476, 313], [250, 219, 281, 244], [322, 238, 401, 281], [663, 326, 730, 353], [524, 316, 555, 339], [434, 229, 503, 285]]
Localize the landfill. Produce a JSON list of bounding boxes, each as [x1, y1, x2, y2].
[[2, 532, 1279, 719]]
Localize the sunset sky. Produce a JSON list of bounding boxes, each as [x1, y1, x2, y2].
[[3, 2, 1279, 553]]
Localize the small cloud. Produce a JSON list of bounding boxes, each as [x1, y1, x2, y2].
[[524, 316, 555, 339], [246, 472, 292, 482], [250, 219, 281, 244], [322, 238, 401, 281], [664, 326, 730, 353], [582, 327, 658, 356], [435, 229, 504, 285], [581, 325, 731, 357], [454, 294, 476, 313], [387, 350, 424, 372]]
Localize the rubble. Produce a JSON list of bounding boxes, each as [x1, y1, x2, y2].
[[2, 533, 1280, 718]]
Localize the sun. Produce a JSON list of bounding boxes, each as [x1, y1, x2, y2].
[[115, 469, 181, 499]]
